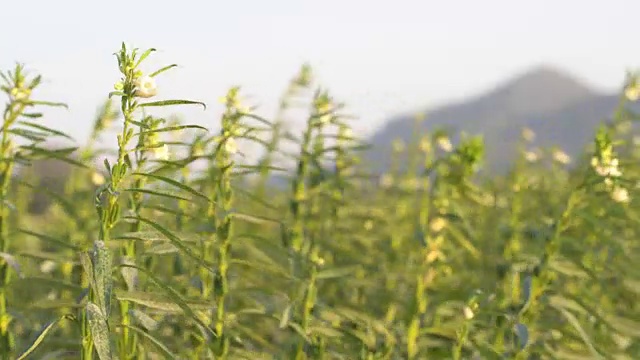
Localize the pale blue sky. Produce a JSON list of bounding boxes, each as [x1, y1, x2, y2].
[[3, 0, 640, 146]]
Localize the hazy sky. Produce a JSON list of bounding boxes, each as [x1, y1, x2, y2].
[[3, 0, 640, 146]]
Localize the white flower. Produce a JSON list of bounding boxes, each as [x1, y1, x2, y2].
[[134, 75, 157, 98], [552, 150, 571, 165], [463, 306, 475, 320], [152, 144, 170, 160], [591, 157, 622, 178], [611, 186, 630, 203], [40, 260, 57, 274], [224, 137, 238, 155], [436, 136, 453, 152], [430, 217, 447, 233], [524, 151, 538, 162]]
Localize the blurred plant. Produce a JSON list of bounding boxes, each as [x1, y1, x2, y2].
[[0, 64, 69, 359]]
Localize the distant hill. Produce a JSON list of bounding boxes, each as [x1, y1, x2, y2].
[[364, 65, 636, 173]]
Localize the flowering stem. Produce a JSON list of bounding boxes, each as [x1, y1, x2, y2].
[[93, 44, 146, 359], [290, 91, 334, 359], [406, 137, 436, 359], [0, 92, 23, 360], [204, 88, 241, 358]]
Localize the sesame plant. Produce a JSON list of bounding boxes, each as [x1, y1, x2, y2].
[[0, 64, 70, 360], [3, 43, 640, 360]]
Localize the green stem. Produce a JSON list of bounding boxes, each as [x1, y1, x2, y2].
[[0, 100, 25, 360], [407, 141, 433, 359]]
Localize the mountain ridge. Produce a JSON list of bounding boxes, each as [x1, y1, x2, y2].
[[364, 65, 630, 173]]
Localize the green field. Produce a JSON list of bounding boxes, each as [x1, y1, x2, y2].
[[1, 43, 640, 359]]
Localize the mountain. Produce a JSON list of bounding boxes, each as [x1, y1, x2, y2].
[[364, 65, 633, 173]]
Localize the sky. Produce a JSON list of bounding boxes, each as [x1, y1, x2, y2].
[[3, 0, 640, 148]]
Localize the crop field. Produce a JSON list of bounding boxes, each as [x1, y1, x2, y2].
[[1, 44, 640, 359]]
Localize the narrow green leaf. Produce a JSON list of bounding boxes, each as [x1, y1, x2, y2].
[[116, 324, 177, 359], [240, 113, 273, 126], [309, 325, 343, 338], [20, 146, 87, 168], [316, 266, 359, 280], [17, 120, 75, 140], [25, 100, 68, 109], [557, 307, 603, 359], [138, 99, 206, 110], [123, 188, 191, 202], [122, 215, 215, 273], [136, 124, 208, 136], [447, 225, 480, 259], [135, 48, 156, 68], [288, 322, 312, 343], [125, 118, 150, 128], [20, 112, 43, 118], [228, 211, 283, 226], [116, 266, 216, 339], [279, 304, 292, 329], [9, 128, 47, 142], [116, 291, 193, 312], [16, 314, 76, 360], [113, 230, 201, 244], [142, 204, 192, 218], [150, 64, 178, 77], [144, 243, 178, 255], [132, 172, 210, 201]]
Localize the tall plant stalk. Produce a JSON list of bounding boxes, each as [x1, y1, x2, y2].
[[0, 64, 67, 359]]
